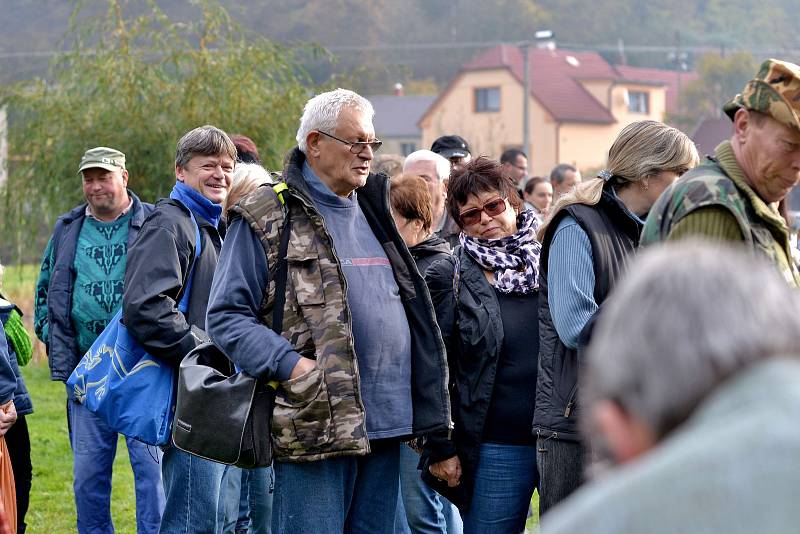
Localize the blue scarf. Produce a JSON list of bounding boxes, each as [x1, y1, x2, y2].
[[170, 181, 223, 228]]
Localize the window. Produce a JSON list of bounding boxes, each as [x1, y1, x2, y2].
[[400, 143, 416, 157], [475, 87, 500, 112], [628, 91, 649, 114]]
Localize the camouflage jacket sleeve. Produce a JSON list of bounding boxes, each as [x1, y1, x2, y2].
[[667, 207, 745, 242], [33, 236, 55, 343]]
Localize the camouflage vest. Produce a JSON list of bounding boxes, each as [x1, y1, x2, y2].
[[641, 144, 799, 287], [230, 183, 370, 462]]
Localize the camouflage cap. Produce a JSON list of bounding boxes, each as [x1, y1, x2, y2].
[[723, 58, 800, 132], [77, 146, 126, 174]]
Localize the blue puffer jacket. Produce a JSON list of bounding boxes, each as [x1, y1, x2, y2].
[[0, 298, 32, 414]]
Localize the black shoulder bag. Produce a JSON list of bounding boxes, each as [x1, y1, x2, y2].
[[172, 190, 292, 468]]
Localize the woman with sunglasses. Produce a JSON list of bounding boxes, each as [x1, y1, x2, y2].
[[422, 157, 542, 533], [532, 120, 700, 515]]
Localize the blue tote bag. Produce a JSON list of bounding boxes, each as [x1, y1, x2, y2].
[[67, 207, 202, 446]]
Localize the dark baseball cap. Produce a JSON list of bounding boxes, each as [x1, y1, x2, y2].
[[431, 135, 471, 159]]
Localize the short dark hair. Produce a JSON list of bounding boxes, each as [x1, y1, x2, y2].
[[550, 163, 577, 184], [500, 148, 526, 165], [175, 125, 237, 169], [390, 174, 434, 232], [230, 134, 260, 164], [446, 156, 523, 228], [524, 176, 548, 195]]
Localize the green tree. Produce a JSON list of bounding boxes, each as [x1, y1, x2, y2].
[[0, 0, 315, 262], [669, 51, 758, 130]]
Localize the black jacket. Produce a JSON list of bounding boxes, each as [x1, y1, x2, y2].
[[421, 246, 509, 511], [122, 199, 224, 367], [410, 234, 451, 276], [532, 186, 642, 441]]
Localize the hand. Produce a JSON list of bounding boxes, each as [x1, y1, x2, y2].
[[0, 400, 17, 436], [429, 455, 461, 487], [288, 356, 316, 380]]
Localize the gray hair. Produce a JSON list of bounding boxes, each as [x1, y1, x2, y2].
[[295, 88, 374, 154], [403, 149, 451, 182], [175, 125, 237, 169], [584, 240, 800, 441], [225, 162, 272, 213], [549, 163, 577, 184]]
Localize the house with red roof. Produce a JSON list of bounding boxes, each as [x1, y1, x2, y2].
[[419, 44, 695, 176]]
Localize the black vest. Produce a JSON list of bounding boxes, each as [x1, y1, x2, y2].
[[532, 186, 642, 441]]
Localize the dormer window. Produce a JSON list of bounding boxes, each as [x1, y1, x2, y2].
[[628, 91, 649, 114]]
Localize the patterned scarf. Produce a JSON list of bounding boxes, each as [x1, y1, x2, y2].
[[459, 209, 542, 294]]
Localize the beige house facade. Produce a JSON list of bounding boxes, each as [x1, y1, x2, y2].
[[420, 45, 690, 177]]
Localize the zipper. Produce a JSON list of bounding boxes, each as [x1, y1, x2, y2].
[[564, 382, 578, 418]]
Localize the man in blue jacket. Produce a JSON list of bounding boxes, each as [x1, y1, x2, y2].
[[34, 147, 163, 534]]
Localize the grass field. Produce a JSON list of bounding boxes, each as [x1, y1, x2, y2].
[[3, 263, 540, 532]]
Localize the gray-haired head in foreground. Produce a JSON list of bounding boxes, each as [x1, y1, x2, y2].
[[175, 125, 237, 169], [295, 88, 374, 154], [584, 240, 800, 441]]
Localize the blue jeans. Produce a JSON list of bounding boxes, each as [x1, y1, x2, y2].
[[272, 439, 400, 533], [397, 445, 462, 533], [159, 446, 229, 533], [461, 443, 538, 534], [535, 436, 584, 516], [221, 466, 273, 534], [67, 391, 165, 534]]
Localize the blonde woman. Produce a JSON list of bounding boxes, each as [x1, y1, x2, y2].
[[532, 120, 700, 515]]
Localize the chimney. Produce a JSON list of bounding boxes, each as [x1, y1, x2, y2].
[[394, 82, 404, 97]]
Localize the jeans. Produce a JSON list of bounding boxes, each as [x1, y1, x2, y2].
[[67, 393, 165, 534], [461, 443, 538, 534], [535, 435, 584, 516], [396, 445, 462, 533], [221, 466, 273, 534], [5, 414, 31, 534], [159, 446, 229, 533], [272, 439, 400, 533]]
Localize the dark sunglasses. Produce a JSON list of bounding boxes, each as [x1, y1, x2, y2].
[[317, 130, 383, 154], [458, 196, 508, 226]]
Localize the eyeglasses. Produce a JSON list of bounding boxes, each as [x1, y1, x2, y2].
[[458, 196, 508, 226], [317, 131, 383, 154]]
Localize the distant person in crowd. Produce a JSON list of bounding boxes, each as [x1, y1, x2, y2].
[[403, 149, 451, 232], [500, 148, 529, 189], [122, 126, 235, 533], [544, 241, 800, 534], [431, 135, 472, 173], [219, 162, 275, 534], [431, 135, 473, 247], [642, 58, 800, 287], [390, 174, 461, 534], [523, 176, 553, 223], [549, 163, 582, 201], [205, 88, 450, 533], [373, 153, 405, 178], [533, 120, 699, 515], [33, 147, 162, 534], [0, 260, 34, 534], [230, 133, 261, 164], [423, 157, 542, 532]]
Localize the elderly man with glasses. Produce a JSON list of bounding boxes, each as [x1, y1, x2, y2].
[[206, 88, 451, 533]]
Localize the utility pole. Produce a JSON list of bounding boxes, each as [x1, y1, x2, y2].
[[522, 42, 531, 159]]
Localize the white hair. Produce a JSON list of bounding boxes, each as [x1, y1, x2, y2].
[[295, 88, 374, 154], [403, 149, 451, 182], [584, 240, 800, 441], [225, 162, 273, 212]]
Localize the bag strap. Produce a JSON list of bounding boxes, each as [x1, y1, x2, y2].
[[270, 183, 291, 335], [176, 208, 203, 314]]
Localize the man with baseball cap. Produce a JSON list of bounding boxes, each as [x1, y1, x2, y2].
[[641, 58, 800, 286], [431, 134, 472, 172], [34, 147, 162, 533]]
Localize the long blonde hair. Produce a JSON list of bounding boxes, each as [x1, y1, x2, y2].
[[538, 120, 700, 240]]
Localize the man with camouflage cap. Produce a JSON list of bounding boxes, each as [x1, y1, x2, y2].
[[34, 147, 163, 533], [641, 59, 800, 286], [206, 88, 451, 532]]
